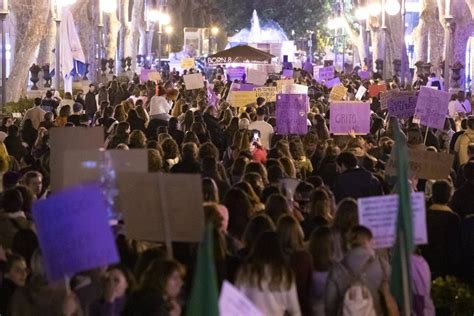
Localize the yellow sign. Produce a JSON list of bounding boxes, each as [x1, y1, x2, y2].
[[180, 58, 195, 69], [148, 71, 161, 81], [329, 84, 347, 101], [227, 91, 257, 107], [254, 87, 277, 102], [276, 79, 294, 93]]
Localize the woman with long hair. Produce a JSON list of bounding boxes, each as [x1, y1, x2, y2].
[[89, 265, 136, 316], [181, 110, 194, 132], [123, 259, 185, 316], [332, 198, 359, 254], [301, 188, 336, 239], [114, 104, 128, 123], [308, 226, 339, 315], [222, 188, 254, 242], [236, 231, 301, 316], [276, 215, 313, 316]]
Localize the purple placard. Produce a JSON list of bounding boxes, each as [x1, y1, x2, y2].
[[140, 69, 152, 82], [414, 86, 450, 129], [325, 77, 342, 88], [283, 69, 294, 78], [303, 61, 314, 76], [240, 83, 260, 91], [33, 184, 119, 282], [276, 94, 308, 135], [358, 70, 371, 80], [226, 67, 246, 81], [387, 92, 418, 119], [330, 101, 371, 134]]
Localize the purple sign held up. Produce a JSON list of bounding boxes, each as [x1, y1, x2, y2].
[[239, 83, 260, 91], [226, 67, 246, 81], [387, 92, 418, 119], [330, 101, 371, 134], [414, 86, 450, 129], [140, 69, 152, 82], [358, 70, 371, 80], [325, 77, 342, 88], [283, 69, 294, 78], [276, 94, 308, 135], [33, 184, 119, 282]]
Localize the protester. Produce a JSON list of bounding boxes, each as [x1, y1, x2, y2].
[[236, 231, 301, 316], [4, 59, 474, 316]]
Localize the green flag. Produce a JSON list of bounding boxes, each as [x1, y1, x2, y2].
[[186, 224, 219, 316], [390, 121, 414, 314]]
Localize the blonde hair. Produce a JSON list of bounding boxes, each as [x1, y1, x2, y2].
[[0, 142, 9, 173]]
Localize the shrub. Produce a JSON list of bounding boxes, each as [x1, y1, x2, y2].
[[432, 276, 474, 315]]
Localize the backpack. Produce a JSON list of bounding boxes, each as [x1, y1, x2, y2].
[[340, 258, 377, 316]]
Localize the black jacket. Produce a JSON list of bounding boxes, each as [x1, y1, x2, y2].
[[332, 167, 383, 202], [451, 180, 474, 219], [421, 207, 461, 278], [170, 159, 201, 174], [85, 91, 97, 116]]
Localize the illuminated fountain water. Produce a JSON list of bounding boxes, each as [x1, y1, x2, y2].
[[229, 10, 289, 44]]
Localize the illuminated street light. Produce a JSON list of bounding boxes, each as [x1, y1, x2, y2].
[[101, 0, 117, 13], [165, 25, 173, 34], [355, 7, 368, 20], [368, 2, 382, 16], [211, 27, 219, 36], [385, 0, 401, 15]]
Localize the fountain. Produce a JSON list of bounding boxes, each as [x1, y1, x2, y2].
[[229, 10, 289, 44], [228, 10, 295, 63]]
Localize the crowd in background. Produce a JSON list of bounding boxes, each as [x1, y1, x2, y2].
[[0, 64, 473, 315]]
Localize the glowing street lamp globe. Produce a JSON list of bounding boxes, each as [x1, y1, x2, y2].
[[147, 9, 160, 22], [165, 25, 173, 34], [368, 2, 382, 16], [211, 27, 219, 36], [101, 0, 117, 13], [355, 7, 368, 20], [385, 0, 401, 15]]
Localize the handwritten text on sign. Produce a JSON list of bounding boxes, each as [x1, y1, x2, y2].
[[385, 148, 454, 180], [358, 192, 427, 249], [386, 92, 418, 119], [227, 91, 257, 107], [276, 94, 308, 135], [329, 84, 347, 101], [329, 101, 370, 134], [314, 66, 335, 81], [254, 87, 277, 102], [414, 86, 450, 129]]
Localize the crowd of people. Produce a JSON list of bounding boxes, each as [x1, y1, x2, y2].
[[0, 63, 473, 316]]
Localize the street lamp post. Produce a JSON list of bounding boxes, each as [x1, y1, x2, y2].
[[443, 0, 453, 91], [210, 26, 219, 54], [147, 9, 170, 72], [355, 0, 401, 77], [165, 25, 173, 57], [0, 0, 8, 110]]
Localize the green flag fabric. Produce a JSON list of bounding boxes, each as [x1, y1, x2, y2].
[[186, 224, 219, 316], [390, 121, 414, 313]]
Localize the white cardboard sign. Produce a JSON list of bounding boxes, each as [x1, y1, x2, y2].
[[357, 192, 427, 249]]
